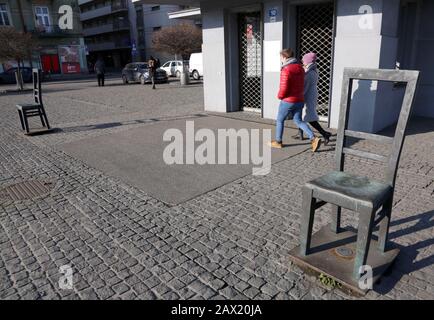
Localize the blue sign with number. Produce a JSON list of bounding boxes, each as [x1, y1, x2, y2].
[[269, 8, 277, 17]]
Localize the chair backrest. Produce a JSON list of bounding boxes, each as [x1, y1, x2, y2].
[[335, 68, 419, 188], [32, 68, 42, 105]]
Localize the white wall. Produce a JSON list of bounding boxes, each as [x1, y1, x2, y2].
[[262, 1, 285, 120], [330, 0, 407, 133], [201, 6, 228, 112]]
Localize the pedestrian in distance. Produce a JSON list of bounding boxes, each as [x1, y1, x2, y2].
[[148, 56, 157, 89], [293, 52, 332, 145], [269, 48, 321, 152], [94, 56, 106, 87]]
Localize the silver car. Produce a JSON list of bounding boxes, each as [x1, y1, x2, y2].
[[121, 62, 168, 85]]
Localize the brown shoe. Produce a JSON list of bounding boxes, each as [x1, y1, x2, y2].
[[268, 140, 283, 149], [311, 137, 321, 152]]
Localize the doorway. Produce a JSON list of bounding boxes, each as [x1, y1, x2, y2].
[[297, 2, 334, 122], [238, 12, 262, 112], [40, 54, 60, 74]]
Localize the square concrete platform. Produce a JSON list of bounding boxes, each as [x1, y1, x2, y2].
[[56, 115, 311, 205], [289, 226, 399, 295]]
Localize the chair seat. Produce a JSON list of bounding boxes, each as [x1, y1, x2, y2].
[[305, 171, 392, 210], [16, 103, 41, 111]]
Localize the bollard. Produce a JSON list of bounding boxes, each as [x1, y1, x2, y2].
[[180, 71, 190, 86]]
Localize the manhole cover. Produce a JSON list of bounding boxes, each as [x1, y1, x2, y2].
[[333, 246, 355, 260], [0, 180, 54, 201]]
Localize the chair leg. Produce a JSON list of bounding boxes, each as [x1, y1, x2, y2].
[[42, 109, 50, 129], [38, 108, 46, 127], [23, 111, 30, 134], [353, 206, 375, 280], [300, 187, 316, 256], [330, 205, 342, 233], [18, 110, 25, 130], [378, 196, 393, 253]]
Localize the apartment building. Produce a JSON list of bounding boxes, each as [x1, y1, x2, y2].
[[0, 0, 87, 74], [131, 1, 198, 62], [79, 0, 133, 69]]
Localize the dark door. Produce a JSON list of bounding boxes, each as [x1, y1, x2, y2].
[[238, 12, 262, 112]]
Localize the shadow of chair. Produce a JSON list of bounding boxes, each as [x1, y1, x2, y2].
[[374, 209, 434, 294]]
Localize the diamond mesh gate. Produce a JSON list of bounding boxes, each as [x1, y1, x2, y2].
[[297, 3, 334, 120], [239, 12, 262, 111]]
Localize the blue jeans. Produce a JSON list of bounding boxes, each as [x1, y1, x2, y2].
[[275, 101, 314, 142]]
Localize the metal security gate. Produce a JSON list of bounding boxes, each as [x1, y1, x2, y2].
[[297, 3, 334, 121], [239, 12, 262, 112]]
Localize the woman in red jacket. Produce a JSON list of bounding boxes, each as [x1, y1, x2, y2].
[[269, 48, 321, 152]]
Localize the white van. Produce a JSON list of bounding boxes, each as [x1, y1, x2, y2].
[[189, 53, 203, 80]]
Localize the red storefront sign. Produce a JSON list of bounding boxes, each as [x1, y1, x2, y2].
[[61, 62, 81, 74], [59, 46, 81, 74]]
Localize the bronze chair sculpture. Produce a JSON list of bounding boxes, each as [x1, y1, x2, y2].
[[16, 69, 50, 134], [289, 68, 420, 294]]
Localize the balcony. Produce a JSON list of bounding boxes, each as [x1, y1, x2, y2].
[[83, 21, 130, 37], [80, 3, 128, 21], [78, 0, 93, 5], [30, 24, 81, 38], [86, 39, 131, 52]]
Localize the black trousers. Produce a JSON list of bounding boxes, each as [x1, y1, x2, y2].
[[149, 70, 156, 89], [97, 74, 105, 87], [299, 121, 329, 138]]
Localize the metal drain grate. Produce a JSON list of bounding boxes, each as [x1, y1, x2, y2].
[[0, 180, 54, 201]]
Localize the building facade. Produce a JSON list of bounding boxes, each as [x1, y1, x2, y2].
[[131, 1, 198, 62], [79, 0, 133, 69], [79, 0, 197, 68], [139, 0, 434, 133], [0, 0, 88, 74]]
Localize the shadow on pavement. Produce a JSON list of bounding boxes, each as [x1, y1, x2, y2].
[[374, 209, 434, 294]]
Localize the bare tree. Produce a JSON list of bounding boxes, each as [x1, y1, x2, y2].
[[152, 23, 202, 60], [0, 27, 38, 90]]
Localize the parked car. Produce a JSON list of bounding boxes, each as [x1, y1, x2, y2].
[[189, 53, 203, 80], [160, 60, 184, 78], [0, 67, 33, 84], [121, 62, 168, 85]]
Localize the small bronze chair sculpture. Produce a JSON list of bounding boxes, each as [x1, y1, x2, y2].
[[16, 69, 50, 134], [289, 68, 419, 293]]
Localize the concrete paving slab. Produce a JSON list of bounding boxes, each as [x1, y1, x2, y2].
[[56, 115, 312, 205]]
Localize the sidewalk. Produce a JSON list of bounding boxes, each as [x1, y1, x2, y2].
[[0, 81, 433, 300]]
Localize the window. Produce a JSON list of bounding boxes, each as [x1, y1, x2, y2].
[[177, 62, 183, 66], [0, 3, 11, 26], [151, 6, 160, 11], [35, 6, 50, 27], [162, 62, 170, 68], [153, 26, 161, 32], [171, 62, 176, 67], [136, 9, 143, 27]]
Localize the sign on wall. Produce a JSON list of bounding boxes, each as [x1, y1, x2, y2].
[[59, 46, 81, 74], [269, 8, 278, 23]]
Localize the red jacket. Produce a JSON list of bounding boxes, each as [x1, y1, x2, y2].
[[277, 61, 305, 103]]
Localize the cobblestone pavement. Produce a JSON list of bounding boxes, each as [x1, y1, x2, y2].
[[0, 79, 433, 300]]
